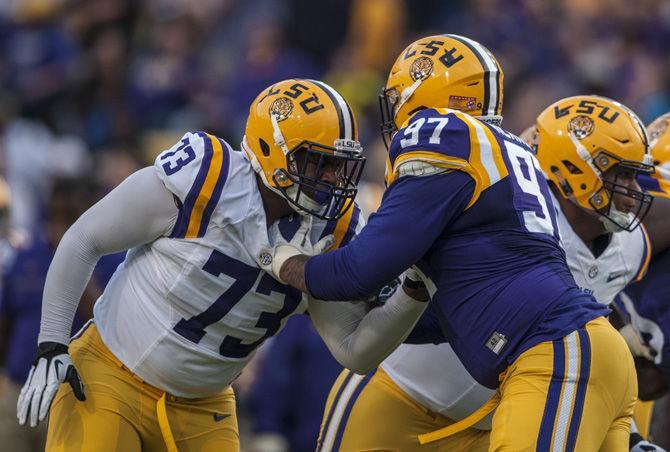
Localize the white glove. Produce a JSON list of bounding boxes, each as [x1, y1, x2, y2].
[[17, 342, 85, 427], [258, 216, 334, 283], [630, 433, 666, 452]]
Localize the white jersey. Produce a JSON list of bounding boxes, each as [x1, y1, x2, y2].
[[382, 193, 650, 424], [381, 344, 495, 429], [552, 191, 650, 305], [93, 132, 364, 398]]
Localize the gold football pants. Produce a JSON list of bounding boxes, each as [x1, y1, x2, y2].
[[317, 366, 489, 452], [318, 316, 636, 452], [46, 322, 239, 452], [490, 316, 637, 452]]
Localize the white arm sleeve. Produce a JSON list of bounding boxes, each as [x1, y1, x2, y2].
[[38, 167, 179, 345], [308, 288, 428, 374]]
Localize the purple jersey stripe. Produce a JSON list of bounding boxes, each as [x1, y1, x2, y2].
[[170, 132, 214, 238]]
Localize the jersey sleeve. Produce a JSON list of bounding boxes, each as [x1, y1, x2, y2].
[[305, 171, 475, 301], [387, 108, 507, 208], [154, 131, 231, 239]]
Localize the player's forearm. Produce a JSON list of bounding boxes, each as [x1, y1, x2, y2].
[[279, 254, 309, 293], [309, 286, 428, 374]]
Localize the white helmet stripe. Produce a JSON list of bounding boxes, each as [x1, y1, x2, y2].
[[446, 34, 500, 116], [309, 79, 354, 140]]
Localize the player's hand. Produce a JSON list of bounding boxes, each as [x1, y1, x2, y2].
[[630, 433, 666, 452], [17, 342, 85, 427], [259, 216, 334, 283]]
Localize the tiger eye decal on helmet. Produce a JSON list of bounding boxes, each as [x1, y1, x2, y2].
[[242, 79, 365, 221], [269, 97, 294, 122], [379, 34, 504, 149], [410, 57, 434, 81], [534, 95, 654, 232], [567, 115, 595, 140]]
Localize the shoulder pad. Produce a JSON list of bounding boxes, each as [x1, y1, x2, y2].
[[155, 131, 232, 239], [389, 109, 473, 166]]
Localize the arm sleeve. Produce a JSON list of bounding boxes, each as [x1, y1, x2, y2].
[[38, 167, 179, 344], [308, 287, 428, 374], [305, 171, 475, 300]]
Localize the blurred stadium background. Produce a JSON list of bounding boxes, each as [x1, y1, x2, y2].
[[0, 0, 669, 450]]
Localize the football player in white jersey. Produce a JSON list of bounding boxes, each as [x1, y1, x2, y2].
[[14, 79, 430, 451], [612, 112, 670, 446], [313, 95, 670, 452]]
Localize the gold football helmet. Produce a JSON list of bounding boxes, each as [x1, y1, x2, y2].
[[648, 112, 670, 167], [242, 79, 365, 220], [644, 112, 670, 196], [379, 34, 503, 147], [534, 95, 654, 231]]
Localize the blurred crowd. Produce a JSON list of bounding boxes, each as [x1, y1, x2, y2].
[[0, 0, 669, 450]]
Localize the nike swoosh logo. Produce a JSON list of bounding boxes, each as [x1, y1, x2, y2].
[[607, 272, 625, 282], [213, 413, 230, 422]]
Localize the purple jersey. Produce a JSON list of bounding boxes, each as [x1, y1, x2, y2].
[[616, 247, 670, 383], [306, 109, 608, 388]]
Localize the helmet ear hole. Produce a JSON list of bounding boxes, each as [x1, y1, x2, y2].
[[561, 160, 583, 174], [259, 139, 271, 157]]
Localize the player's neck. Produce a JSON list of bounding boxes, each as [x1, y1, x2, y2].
[[255, 176, 294, 226], [551, 185, 608, 247]]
